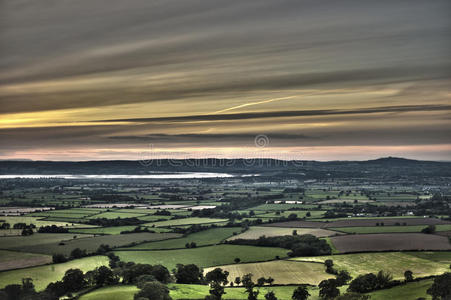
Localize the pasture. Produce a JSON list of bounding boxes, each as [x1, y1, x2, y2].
[[126, 227, 238, 250], [114, 244, 288, 270], [7, 232, 180, 255], [0, 256, 109, 291], [291, 251, 451, 280], [0, 233, 93, 250], [80, 284, 312, 300], [368, 279, 433, 300]]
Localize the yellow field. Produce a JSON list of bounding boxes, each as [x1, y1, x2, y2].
[[203, 260, 333, 285]]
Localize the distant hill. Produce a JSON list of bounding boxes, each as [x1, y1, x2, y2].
[[0, 158, 449, 180]]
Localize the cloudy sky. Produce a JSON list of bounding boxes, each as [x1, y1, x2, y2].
[[0, 0, 450, 161]]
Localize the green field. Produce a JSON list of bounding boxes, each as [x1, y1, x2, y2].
[[80, 284, 313, 300], [368, 279, 433, 300], [115, 244, 288, 270], [290, 251, 451, 280], [137, 215, 173, 222], [143, 217, 228, 228], [69, 226, 173, 235], [7, 232, 180, 255], [87, 212, 148, 219], [249, 204, 317, 211], [126, 227, 238, 250], [0, 233, 93, 249], [227, 226, 339, 240], [258, 210, 326, 219], [0, 256, 109, 290], [331, 224, 451, 234], [204, 260, 333, 285]]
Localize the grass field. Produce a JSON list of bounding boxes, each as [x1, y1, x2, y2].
[[257, 210, 325, 219], [227, 226, 339, 240], [0, 256, 109, 291], [290, 251, 451, 280], [126, 227, 238, 250], [142, 217, 228, 227], [368, 279, 433, 300], [86, 212, 147, 219], [79, 284, 315, 300], [249, 204, 317, 211], [331, 224, 451, 234], [115, 244, 288, 270], [204, 260, 333, 285], [69, 226, 173, 235], [0, 250, 52, 271], [137, 215, 173, 222], [0, 233, 93, 249], [7, 232, 180, 255]]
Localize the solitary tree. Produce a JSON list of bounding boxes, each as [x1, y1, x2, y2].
[[205, 268, 229, 300], [257, 277, 266, 287], [264, 291, 278, 300], [318, 279, 340, 299], [292, 286, 310, 300], [134, 281, 172, 300], [241, 274, 259, 300], [404, 270, 414, 282]]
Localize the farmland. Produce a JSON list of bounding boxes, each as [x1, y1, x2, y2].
[[10, 232, 181, 255], [330, 233, 451, 253], [115, 244, 289, 270], [0, 250, 51, 271], [0, 256, 109, 291], [331, 224, 451, 234], [127, 227, 238, 249], [0, 158, 450, 299], [291, 251, 451, 280], [227, 226, 339, 240], [204, 260, 334, 285], [142, 217, 229, 228]]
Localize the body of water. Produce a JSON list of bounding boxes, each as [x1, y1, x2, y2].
[[0, 172, 238, 179]]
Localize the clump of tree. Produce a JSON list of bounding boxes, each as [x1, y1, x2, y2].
[[205, 268, 229, 300], [319, 278, 340, 299], [427, 272, 451, 300], [174, 264, 204, 284], [291, 286, 310, 300], [241, 273, 259, 300], [38, 225, 69, 233], [347, 270, 397, 293], [134, 281, 172, 300], [21, 227, 34, 236], [185, 242, 197, 248], [120, 226, 153, 234], [421, 225, 436, 234], [85, 217, 143, 227], [227, 234, 331, 257]]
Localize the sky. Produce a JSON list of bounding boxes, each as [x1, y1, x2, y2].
[[0, 0, 450, 161]]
